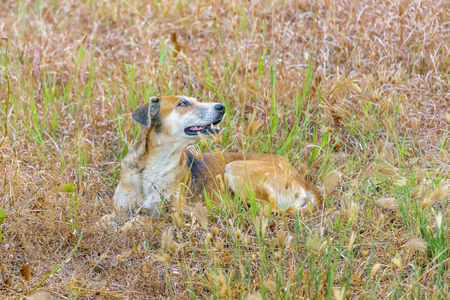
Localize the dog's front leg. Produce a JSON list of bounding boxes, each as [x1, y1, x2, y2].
[[140, 194, 162, 217]]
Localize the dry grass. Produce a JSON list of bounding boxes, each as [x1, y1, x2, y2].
[[0, 0, 449, 299]]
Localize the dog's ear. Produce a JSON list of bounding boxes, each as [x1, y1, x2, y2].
[[131, 97, 161, 129]]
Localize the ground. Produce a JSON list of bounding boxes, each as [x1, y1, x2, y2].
[[0, 0, 449, 299]]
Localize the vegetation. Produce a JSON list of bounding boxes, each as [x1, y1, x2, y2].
[[0, 0, 449, 299]]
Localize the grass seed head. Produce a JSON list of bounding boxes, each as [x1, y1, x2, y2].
[[394, 177, 409, 186], [154, 253, 172, 264], [251, 254, 258, 264], [430, 186, 450, 203], [421, 197, 434, 210], [348, 231, 357, 251], [363, 163, 379, 180], [174, 193, 186, 215], [422, 187, 449, 209], [20, 264, 30, 281], [193, 202, 208, 230], [370, 263, 381, 277], [248, 120, 263, 136], [377, 165, 399, 177], [411, 183, 426, 199], [212, 270, 230, 298], [215, 174, 226, 193], [382, 117, 397, 139], [284, 171, 296, 190], [375, 198, 397, 209], [268, 194, 277, 209], [319, 240, 328, 252], [307, 232, 322, 253], [392, 255, 402, 270], [304, 51, 310, 61], [252, 216, 267, 237], [70, 277, 76, 290], [161, 230, 177, 254], [394, 69, 405, 83], [274, 251, 282, 261], [343, 199, 359, 222], [349, 80, 362, 93], [27, 291, 56, 300], [235, 229, 243, 241], [247, 292, 262, 300], [214, 239, 224, 252], [297, 162, 308, 177], [197, 132, 209, 146], [354, 49, 361, 68], [205, 233, 212, 245], [277, 231, 292, 248], [233, 133, 244, 150], [435, 212, 443, 228], [411, 117, 421, 133], [210, 226, 220, 238], [323, 170, 341, 197], [333, 287, 345, 300], [264, 279, 276, 293], [446, 112, 450, 124], [376, 139, 385, 154], [190, 145, 203, 161], [171, 212, 184, 231], [405, 238, 428, 253], [214, 148, 225, 161], [211, 131, 223, 145]]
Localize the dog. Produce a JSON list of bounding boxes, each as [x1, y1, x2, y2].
[[112, 95, 320, 219]]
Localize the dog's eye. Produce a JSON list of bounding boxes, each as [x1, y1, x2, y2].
[[177, 100, 190, 107]]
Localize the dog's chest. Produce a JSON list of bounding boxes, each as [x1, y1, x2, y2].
[[140, 156, 183, 197]]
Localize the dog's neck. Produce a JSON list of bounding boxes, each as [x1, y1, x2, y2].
[[135, 127, 190, 183]]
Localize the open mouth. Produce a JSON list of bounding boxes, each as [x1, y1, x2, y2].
[[184, 120, 222, 136]]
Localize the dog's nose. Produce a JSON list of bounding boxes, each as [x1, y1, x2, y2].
[[215, 104, 225, 112]]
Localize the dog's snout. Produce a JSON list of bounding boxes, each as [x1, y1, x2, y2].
[[215, 104, 225, 113]]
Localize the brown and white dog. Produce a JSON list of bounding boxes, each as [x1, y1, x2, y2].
[[112, 95, 319, 219]]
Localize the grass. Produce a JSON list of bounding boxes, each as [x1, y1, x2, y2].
[[0, 0, 449, 299]]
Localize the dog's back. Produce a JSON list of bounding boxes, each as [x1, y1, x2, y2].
[[185, 150, 320, 213]]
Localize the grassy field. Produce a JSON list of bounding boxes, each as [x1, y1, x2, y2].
[[0, 0, 449, 299]]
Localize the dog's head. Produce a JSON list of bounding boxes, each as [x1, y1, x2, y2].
[[131, 95, 225, 143]]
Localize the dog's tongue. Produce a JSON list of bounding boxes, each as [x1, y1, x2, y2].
[[189, 126, 206, 131]]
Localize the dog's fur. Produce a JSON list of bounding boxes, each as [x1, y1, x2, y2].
[[112, 95, 320, 218]]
